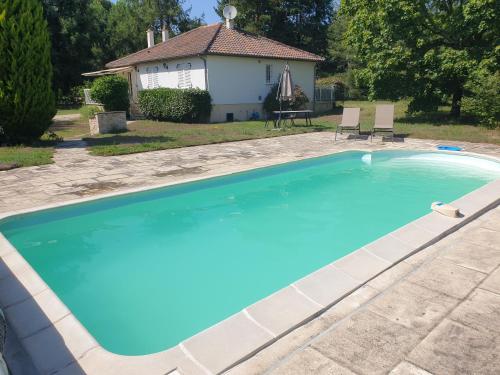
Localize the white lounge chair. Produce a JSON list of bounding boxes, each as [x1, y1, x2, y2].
[[371, 104, 394, 141], [335, 107, 360, 141]]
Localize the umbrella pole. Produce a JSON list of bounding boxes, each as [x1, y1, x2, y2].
[[279, 99, 282, 129]]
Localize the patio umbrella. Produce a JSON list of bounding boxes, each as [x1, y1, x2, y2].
[[276, 63, 294, 126], [276, 63, 294, 106]]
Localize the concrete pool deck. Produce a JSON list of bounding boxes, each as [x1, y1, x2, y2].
[[0, 133, 499, 374]]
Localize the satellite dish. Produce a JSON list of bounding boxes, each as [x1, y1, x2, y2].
[[223, 5, 237, 20]]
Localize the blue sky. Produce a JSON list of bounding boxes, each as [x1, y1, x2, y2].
[[110, 0, 221, 24], [184, 0, 220, 24]]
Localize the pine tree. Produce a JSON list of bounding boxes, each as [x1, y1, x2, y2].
[[0, 0, 55, 144]]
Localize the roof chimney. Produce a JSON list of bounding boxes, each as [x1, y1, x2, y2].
[[162, 26, 169, 42], [147, 28, 154, 48], [225, 19, 234, 29]]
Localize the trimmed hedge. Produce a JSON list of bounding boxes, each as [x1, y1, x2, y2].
[[138, 88, 212, 123], [90, 75, 129, 112]]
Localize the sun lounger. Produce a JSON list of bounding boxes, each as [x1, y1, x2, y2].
[[371, 104, 394, 141], [335, 107, 360, 141]]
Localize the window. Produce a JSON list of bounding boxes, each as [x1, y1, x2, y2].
[[146, 66, 159, 89], [177, 63, 192, 89], [265, 64, 272, 84]]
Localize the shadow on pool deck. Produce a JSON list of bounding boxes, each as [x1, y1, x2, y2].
[[0, 258, 87, 375]]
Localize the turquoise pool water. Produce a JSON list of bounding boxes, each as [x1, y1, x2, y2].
[[1, 151, 499, 355]]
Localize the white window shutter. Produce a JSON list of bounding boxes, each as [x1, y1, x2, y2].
[[147, 67, 153, 89], [185, 63, 192, 88], [153, 66, 159, 88]]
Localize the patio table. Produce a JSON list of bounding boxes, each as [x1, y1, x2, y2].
[[265, 110, 314, 128]]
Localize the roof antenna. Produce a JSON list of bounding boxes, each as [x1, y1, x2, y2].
[[223, 5, 237, 29]]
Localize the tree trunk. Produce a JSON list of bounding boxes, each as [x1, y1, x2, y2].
[[450, 87, 463, 117]]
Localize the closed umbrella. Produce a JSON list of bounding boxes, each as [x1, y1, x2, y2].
[[276, 63, 294, 127]]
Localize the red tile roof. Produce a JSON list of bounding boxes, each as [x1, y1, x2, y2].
[[106, 23, 324, 68]]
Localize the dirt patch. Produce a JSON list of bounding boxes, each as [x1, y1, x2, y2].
[[154, 166, 206, 177], [74, 181, 125, 196], [0, 162, 20, 171]]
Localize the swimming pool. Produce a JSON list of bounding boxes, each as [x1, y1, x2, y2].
[[1, 150, 499, 356]]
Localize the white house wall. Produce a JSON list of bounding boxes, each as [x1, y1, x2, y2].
[[128, 55, 316, 122], [135, 57, 206, 92], [206, 56, 316, 106]]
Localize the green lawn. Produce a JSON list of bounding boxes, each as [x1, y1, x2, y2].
[[49, 116, 90, 139], [0, 145, 54, 168], [0, 109, 88, 169], [56, 107, 83, 116], [83, 100, 499, 156], [49, 107, 90, 139], [84, 119, 334, 156]]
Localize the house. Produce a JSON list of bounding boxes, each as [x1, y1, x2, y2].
[[86, 22, 324, 122]]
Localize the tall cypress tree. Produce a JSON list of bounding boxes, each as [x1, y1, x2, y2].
[[0, 0, 55, 144]]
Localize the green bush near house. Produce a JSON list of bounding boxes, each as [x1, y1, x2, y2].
[[90, 75, 129, 112], [263, 84, 309, 115], [0, 0, 56, 145], [138, 88, 212, 123]]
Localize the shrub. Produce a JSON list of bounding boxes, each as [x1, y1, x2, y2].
[[462, 68, 499, 129], [0, 0, 56, 145], [80, 105, 104, 120], [57, 81, 92, 107], [263, 84, 310, 114], [138, 88, 212, 123], [90, 75, 129, 112]]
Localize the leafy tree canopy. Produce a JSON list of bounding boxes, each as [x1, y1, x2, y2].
[[215, 0, 334, 58], [42, 0, 203, 97], [341, 0, 499, 116]]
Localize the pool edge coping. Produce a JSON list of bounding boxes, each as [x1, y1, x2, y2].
[[0, 149, 498, 375]]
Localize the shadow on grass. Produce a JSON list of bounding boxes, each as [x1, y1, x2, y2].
[[396, 112, 477, 126], [50, 120, 82, 132], [289, 123, 333, 132], [83, 134, 176, 146]]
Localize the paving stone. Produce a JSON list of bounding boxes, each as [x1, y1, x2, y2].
[[439, 239, 500, 273], [460, 226, 500, 249], [182, 312, 273, 374], [477, 207, 500, 231], [319, 285, 380, 327], [226, 317, 331, 375], [389, 361, 433, 374], [311, 310, 421, 375], [246, 286, 320, 337], [479, 266, 500, 295], [367, 260, 414, 291], [449, 288, 500, 334], [269, 347, 356, 375], [405, 258, 486, 299], [408, 319, 500, 375], [367, 280, 458, 335], [403, 243, 442, 267], [333, 249, 391, 282], [21, 314, 98, 375]]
